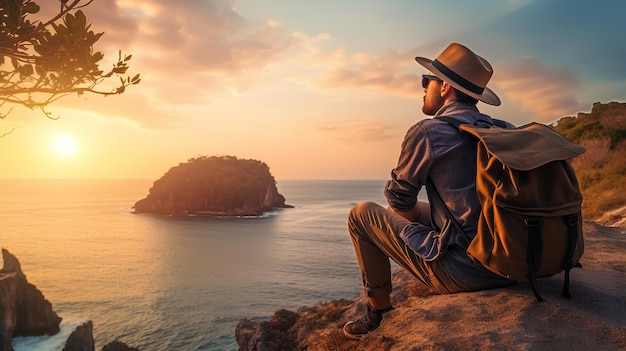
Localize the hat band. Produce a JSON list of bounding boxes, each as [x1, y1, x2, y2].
[[432, 59, 485, 95]]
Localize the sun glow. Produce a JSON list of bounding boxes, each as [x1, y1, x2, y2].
[[51, 134, 79, 158]]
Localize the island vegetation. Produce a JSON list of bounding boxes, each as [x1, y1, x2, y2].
[[554, 101, 626, 221], [134, 155, 291, 216]]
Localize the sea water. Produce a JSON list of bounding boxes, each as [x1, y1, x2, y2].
[[2, 179, 393, 350]]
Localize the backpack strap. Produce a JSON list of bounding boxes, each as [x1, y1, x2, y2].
[[561, 213, 580, 299], [436, 115, 508, 129], [437, 116, 464, 127], [492, 119, 508, 128], [525, 217, 545, 302]]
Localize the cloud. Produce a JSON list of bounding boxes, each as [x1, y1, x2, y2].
[[74, 0, 304, 127], [302, 45, 590, 124], [493, 57, 588, 122], [304, 48, 421, 97], [53, 89, 181, 129], [318, 120, 397, 145], [119, 1, 300, 76]]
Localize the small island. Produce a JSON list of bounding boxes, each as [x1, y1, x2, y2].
[[133, 156, 292, 216]]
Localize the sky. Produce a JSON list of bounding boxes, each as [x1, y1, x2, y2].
[[0, 0, 625, 180]]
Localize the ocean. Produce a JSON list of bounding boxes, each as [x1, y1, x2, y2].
[[2, 179, 400, 351]]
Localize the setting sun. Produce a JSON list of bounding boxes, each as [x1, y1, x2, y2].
[[51, 134, 79, 158]]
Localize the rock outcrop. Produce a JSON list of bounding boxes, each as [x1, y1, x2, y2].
[[0, 250, 139, 351], [596, 205, 626, 228], [101, 340, 140, 351], [63, 321, 94, 351], [236, 222, 626, 350], [134, 156, 291, 216], [62, 321, 139, 351], [0, 248, 62, 351]]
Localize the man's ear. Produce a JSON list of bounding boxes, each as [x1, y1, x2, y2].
[[441, 81, 452, 97]]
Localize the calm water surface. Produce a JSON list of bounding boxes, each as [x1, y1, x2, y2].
[[2, 179, 392, 350]]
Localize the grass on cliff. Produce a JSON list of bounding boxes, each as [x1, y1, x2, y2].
[[555, 102, 626, 220]]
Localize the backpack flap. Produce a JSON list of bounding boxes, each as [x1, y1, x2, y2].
[[459, 122, 586, 170]]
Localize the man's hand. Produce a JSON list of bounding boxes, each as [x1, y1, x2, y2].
[[388, 201, 431, 225]]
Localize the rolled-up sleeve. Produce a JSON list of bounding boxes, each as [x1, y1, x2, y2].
[[384, 121, 434, 212]]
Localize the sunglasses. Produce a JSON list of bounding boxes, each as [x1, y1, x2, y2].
[[422, 74, 443, 88]]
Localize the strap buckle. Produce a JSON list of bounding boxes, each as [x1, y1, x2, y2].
[[524, 217, 541, 227]]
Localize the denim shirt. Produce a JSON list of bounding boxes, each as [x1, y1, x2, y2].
[[384, 101, 495, 261]]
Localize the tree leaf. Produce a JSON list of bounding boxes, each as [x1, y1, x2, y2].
[[24, 2, 40, 14], [75, 10, 87, 30], [65, 13, 75, 29]]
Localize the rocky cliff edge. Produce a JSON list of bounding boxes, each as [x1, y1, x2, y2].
[[236, 222, 626, 351], [0, 248, 61, 351]]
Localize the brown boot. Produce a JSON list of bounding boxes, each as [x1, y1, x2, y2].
[[342, 303, 393, 339]]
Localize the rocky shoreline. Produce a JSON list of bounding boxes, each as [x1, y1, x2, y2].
[[0, 249, 60, 351], [0, 249, 138, 351]]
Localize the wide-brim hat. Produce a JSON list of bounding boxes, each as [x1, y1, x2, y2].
[[415, 43, 501, 106]]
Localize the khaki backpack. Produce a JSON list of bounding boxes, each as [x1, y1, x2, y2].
[[436, 117, 586, 302]]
